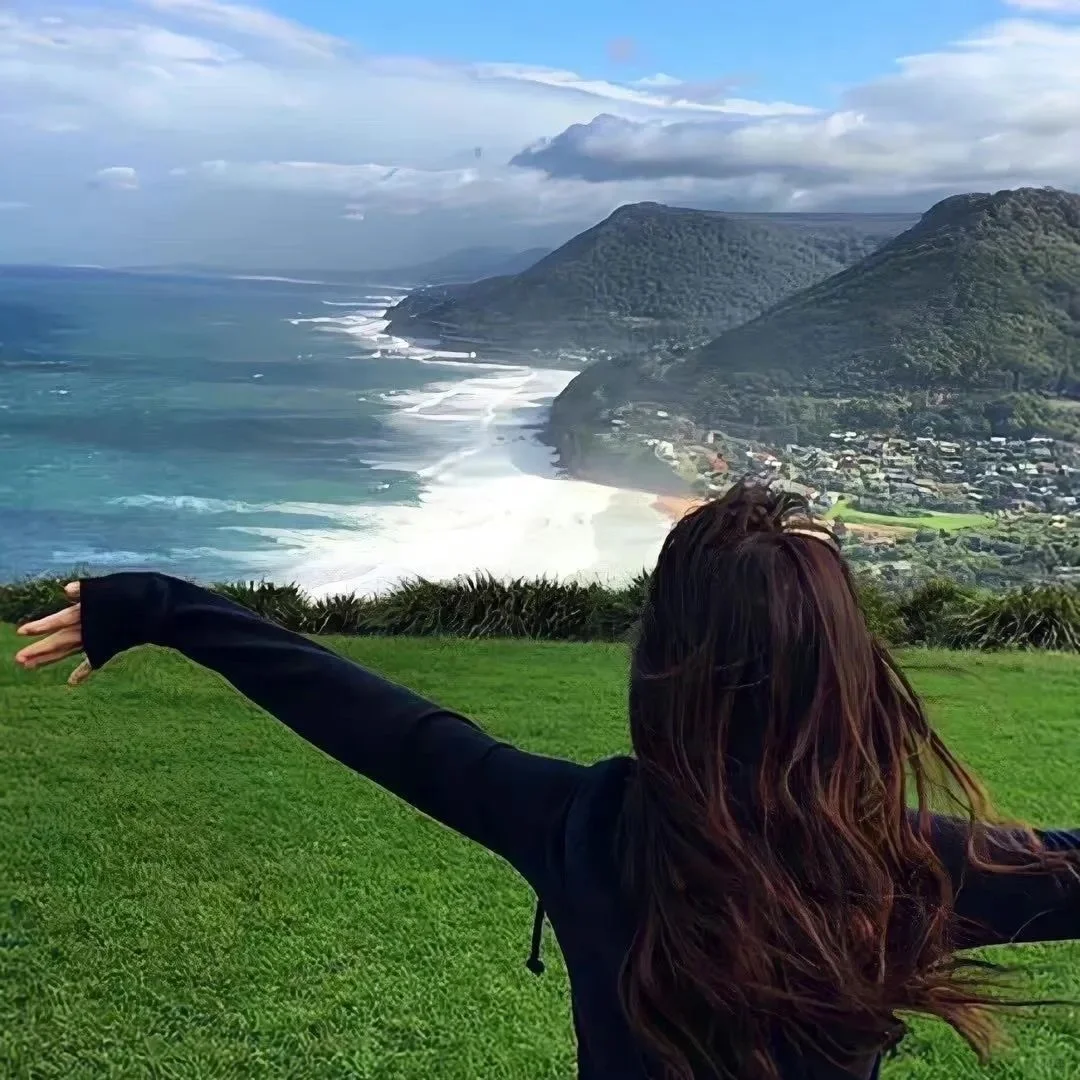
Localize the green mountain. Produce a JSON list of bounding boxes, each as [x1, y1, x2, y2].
[[386, 203, 914, 353], [549, 187, 1080, 473]]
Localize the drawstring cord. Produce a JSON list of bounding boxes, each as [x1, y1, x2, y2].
[[526, 898, 546, 975]]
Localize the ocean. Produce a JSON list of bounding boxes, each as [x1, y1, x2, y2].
[[0, 266, 669, 596]]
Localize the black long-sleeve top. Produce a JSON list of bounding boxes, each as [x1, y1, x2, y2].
[[77, 573, 1080, 1080]]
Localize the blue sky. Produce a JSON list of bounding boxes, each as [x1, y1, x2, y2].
[[265, 0, 1007, 103], [0, 0, 1079, 268]]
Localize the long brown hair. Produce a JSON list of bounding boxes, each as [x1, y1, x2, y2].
[[619, 481, 1064, 1079]]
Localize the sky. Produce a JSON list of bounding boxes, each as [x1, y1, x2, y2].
[[1, 0, 1079, 269]]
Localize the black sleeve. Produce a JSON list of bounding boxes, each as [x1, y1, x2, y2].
[[926, 814, 1080, 948], [78, 572, 586, 885]]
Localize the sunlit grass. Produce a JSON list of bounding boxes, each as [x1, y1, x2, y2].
[[3, 630, 1079, 1078], [827, 497, 991, 532]]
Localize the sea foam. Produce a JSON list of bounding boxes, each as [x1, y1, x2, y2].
[[111, 286, 671, 596], [249, 289, 672, 596]]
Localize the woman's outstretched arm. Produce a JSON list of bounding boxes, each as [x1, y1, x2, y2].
[[926, 814, 1080, 948], [21, 572, 587, 886]]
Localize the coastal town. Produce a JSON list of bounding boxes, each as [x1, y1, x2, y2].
[[601, 402, 1080, 586], [608, 402, 1080, 513]]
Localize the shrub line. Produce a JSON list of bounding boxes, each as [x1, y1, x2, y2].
[[2, 571, 1079, 651]]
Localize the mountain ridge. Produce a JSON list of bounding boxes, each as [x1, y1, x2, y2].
[[385, 203, 917, 353], [548, 186, 1080, 478], [686, 186, 1080, 395]]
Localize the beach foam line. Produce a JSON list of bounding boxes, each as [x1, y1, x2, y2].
[[321, 300, 391, 307], [213, 287, 673, 597], [289, 315, 387, 327], [230, 274, 330, 286], [259, 362, 672, 597], [49, 546, 155, 566], [416, 357, 524, 371], [110, 494, 260, 514], [297, 307, 500, 368], [285, 472, 669, 599], [107, 494, 375, 521]]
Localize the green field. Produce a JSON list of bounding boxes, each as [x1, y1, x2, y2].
[[4, 629, 1080, 1079], [826, 498, 992, 532]]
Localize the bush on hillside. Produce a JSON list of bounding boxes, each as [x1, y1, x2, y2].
[[851, 573, 906, 643], [365, 575, 618, 640], [213, 581, 323, 633], [4, 569, 1080, 653], [896, 578, 981, 647], [945, 584, 1080, 652], [0, 572, 652, 643], [0, 572, 79, 625]]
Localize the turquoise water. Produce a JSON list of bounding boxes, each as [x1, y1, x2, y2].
[[0, 267, 437, 583], [1, 266, 669, 595]]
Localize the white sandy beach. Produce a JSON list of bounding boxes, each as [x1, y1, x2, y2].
[[268, 297, 676, 598]]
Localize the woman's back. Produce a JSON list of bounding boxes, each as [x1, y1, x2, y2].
[[534, 750, 1080, 1079], [602, 484, 1080, 1078], [14, 481, 1080, 1080]]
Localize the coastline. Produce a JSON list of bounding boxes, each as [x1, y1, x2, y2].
[[652, 494, 703, 522], [275, 307, 678, 598]]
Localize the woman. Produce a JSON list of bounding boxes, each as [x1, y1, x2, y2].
[[14, 483, 1080, 1080]]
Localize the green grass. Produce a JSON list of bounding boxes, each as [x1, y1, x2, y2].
[[827, 498, 992, 532], [3, 630, 1080, 1078]]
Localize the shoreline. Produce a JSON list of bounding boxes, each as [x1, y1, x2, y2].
[[651, 494, 704, 522], [279, 347, 676, 599], [275, 307, 681, 598]]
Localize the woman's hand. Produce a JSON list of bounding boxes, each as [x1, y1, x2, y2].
[[14, 581, 94, 687]]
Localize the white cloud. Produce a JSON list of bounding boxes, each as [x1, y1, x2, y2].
[[0, 5, 785, 163], [93, 166, 140, 190], [0, 0, 822, 267], [136, 0, 342, 56], [512, 19, 1080, 208], [0, 201, 30, 211], [180, 158, 720, 224], [2, 2, 1080, 265], [472, 63, 815, 117]]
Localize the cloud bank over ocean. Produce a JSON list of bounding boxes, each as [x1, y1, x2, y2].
[[1, 1, 1080, 266]]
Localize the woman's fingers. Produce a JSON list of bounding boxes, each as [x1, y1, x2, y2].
[[15, 626, 84, 668], [68, 660, 93, 687], [17, 602, 81, 638], [13, 583, 89, 682]]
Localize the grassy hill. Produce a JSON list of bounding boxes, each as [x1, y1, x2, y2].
[[386, 203, 914, 353], [3, 631, 1080, 1079], [693, 186, 1080, 399], [550, 187, 1080, 462]]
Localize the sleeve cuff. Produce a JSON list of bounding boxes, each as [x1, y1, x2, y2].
[[79, 572, 170, 670]]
